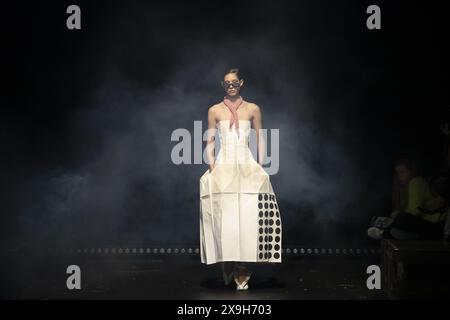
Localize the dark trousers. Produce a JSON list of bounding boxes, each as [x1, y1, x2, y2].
[[387, 211, 445, 240]]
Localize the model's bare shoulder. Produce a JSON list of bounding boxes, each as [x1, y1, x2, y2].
[[248, 103, 261, 119], [207, 104, 220, 122], [245, 102, 258, 110], [210, 103, 224, 111], [208, 104, 218, 115]]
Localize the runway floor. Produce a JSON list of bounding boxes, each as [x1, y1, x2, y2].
[[2, 249, 387, 299]]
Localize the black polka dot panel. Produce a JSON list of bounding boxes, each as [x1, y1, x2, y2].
[[256, 192, 282, 262]]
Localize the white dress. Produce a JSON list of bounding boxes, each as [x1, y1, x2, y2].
[[199, 119, 282, 265]]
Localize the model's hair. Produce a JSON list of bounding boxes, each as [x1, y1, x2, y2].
[[225, 68, 242, 79]]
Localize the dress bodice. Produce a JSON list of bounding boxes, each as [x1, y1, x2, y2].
[[216, 119, 251, 146], [199, 119, 274, 196], [215, 120, 254, 165]]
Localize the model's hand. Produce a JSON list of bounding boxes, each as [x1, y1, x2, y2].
[[209, 164, 215, 173]]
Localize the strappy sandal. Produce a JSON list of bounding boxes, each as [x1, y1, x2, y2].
[[234, 274, 251, 290], [234, 266, 252, 291]]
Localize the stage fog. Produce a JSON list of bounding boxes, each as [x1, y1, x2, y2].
[[3, 1, 445, 251]]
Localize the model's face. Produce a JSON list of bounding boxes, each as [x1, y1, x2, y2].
[[222, 73, 243, 97], [395, 164, 412, 186]]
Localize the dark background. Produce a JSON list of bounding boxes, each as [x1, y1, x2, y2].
[[2, 0, 449, 251]]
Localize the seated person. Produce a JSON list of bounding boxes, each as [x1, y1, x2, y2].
[[368, 158, 448, 240]]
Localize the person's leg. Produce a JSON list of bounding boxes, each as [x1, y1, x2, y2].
[[234, 262, 250, 284], [222, 261, 234, 274], [387, 211, 444, 240], [221, 261, 235, 286], [222, 261, 234, 284]]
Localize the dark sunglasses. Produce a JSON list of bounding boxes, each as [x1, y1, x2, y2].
[[221, 81, 241, 89]]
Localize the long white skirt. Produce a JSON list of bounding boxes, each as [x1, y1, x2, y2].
[[199, 163, 282, 265]]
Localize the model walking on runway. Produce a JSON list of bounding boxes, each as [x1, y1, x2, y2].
[[199, 68, 282, 290]]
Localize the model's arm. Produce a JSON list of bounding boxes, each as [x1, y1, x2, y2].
[[251, 104, 265, 166], [206, 107, 217, 172]]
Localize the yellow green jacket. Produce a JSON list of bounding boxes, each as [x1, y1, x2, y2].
[[406, 176, 447, 223]]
